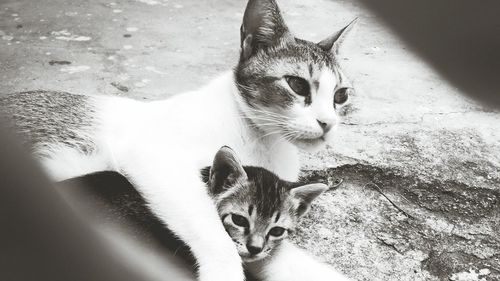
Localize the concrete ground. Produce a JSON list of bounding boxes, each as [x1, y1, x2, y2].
[[1, 0, 499, 280]]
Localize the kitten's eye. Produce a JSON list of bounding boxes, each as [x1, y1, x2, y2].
[[285, 76, 310, 97], [231, 214, 249, 228], [268, 227, 286, 237], [334, 87, 351, 105]]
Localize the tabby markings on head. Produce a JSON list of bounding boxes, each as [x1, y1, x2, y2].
[[201, 146, 328, 262], [234, 0, 357, 151]]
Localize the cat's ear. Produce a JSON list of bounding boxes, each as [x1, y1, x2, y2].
[[290, 183, 328, 217], [240, 0, 290, 60], [318, 18, 358, 55], [208, 146, 247, 195]]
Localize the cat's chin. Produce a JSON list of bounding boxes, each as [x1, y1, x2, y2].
[[242, 255, 267, 263], [291, 137, 327, 152]]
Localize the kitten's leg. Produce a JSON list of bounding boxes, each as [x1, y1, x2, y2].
[[247, 241, 350, 281], [126, 161, 244, 281]]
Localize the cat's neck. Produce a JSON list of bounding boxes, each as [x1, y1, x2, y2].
[[152, 71, 271, 144], [146, 71, 300, 180]]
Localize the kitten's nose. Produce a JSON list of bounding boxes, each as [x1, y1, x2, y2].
[[246, 244, 263, 255], [317, 119, 332, 133], [247, 235, 264, 255]]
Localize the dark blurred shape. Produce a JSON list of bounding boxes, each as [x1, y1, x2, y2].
[[0, 126, 143, 281], [59, 171, 260, 281], [57, 171, 197, 266], [358, 0, 500, 108], [0, 124, 194, 281]]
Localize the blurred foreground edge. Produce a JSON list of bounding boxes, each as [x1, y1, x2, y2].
[[0, 124, 193, 281], [358, 0, 500, 108]]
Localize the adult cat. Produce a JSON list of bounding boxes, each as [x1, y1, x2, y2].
[[0, 0, 355, 280]]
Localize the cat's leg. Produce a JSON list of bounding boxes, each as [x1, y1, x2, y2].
[[125, 160, 244, 281], [247, 241, 350, 281]]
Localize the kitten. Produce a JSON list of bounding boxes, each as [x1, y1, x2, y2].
[[59, 147, 329, 279], [202, 147, 328, 264], [0, 0, 356, 280], [203, 150, 350, 281]]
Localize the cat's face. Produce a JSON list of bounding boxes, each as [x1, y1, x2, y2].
[[203, 147, 328, 262], [217, 178, 295, 262], [235, 0, 356, 151]]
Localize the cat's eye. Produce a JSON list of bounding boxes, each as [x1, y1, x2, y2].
[[334, 87, 351, 105], [268, 227, 286, 237], [231, 214, 249, 228], [285, 76, 310, 97]]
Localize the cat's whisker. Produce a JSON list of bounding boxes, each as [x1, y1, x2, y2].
[[238, 114, 285, 124], [269, 128, 297, 150], [238, 114, 290, 130], [248, 110, 293, 122], [240, 107, 293, 122], [252, 109, 292, 119], [239, 116, 283, 124], [241, 120, 289, 132], [283, 129, 302, 143], [242, 111, 285, 120], [241, 113, 305, 144], [255, 123, 289, 128], [256, 129, 283, 142], [282, 132, 297, 143]]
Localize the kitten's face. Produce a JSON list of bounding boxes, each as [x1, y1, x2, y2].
[[204, 147, 327, 262], [216, 168, 298, 262], [235, 0, 356, 151]]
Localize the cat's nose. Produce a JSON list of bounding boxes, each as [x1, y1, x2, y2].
[[246, 235, 264, 255], [246, 244, 263, 255], [317, 119, 332, 133]]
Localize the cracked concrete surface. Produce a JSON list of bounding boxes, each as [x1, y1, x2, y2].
[[299, 165, 499, 281], [0, 0, 499, 280]]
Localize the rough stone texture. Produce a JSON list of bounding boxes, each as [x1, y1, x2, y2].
[[297, 166, 500, 281], [1, 0, 499, 280]]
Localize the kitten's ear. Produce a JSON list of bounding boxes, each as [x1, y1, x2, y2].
[[318, 18, 358, 55], [240, 0, 290, 60], [209, 146, 247, 195], [290, 183, 328, 217]]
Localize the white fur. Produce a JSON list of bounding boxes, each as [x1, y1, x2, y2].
[[40, 146, 111, 180], [313, 67, 339, 128], [247, 241, 351, 281], [39, 71, 347, 281]]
